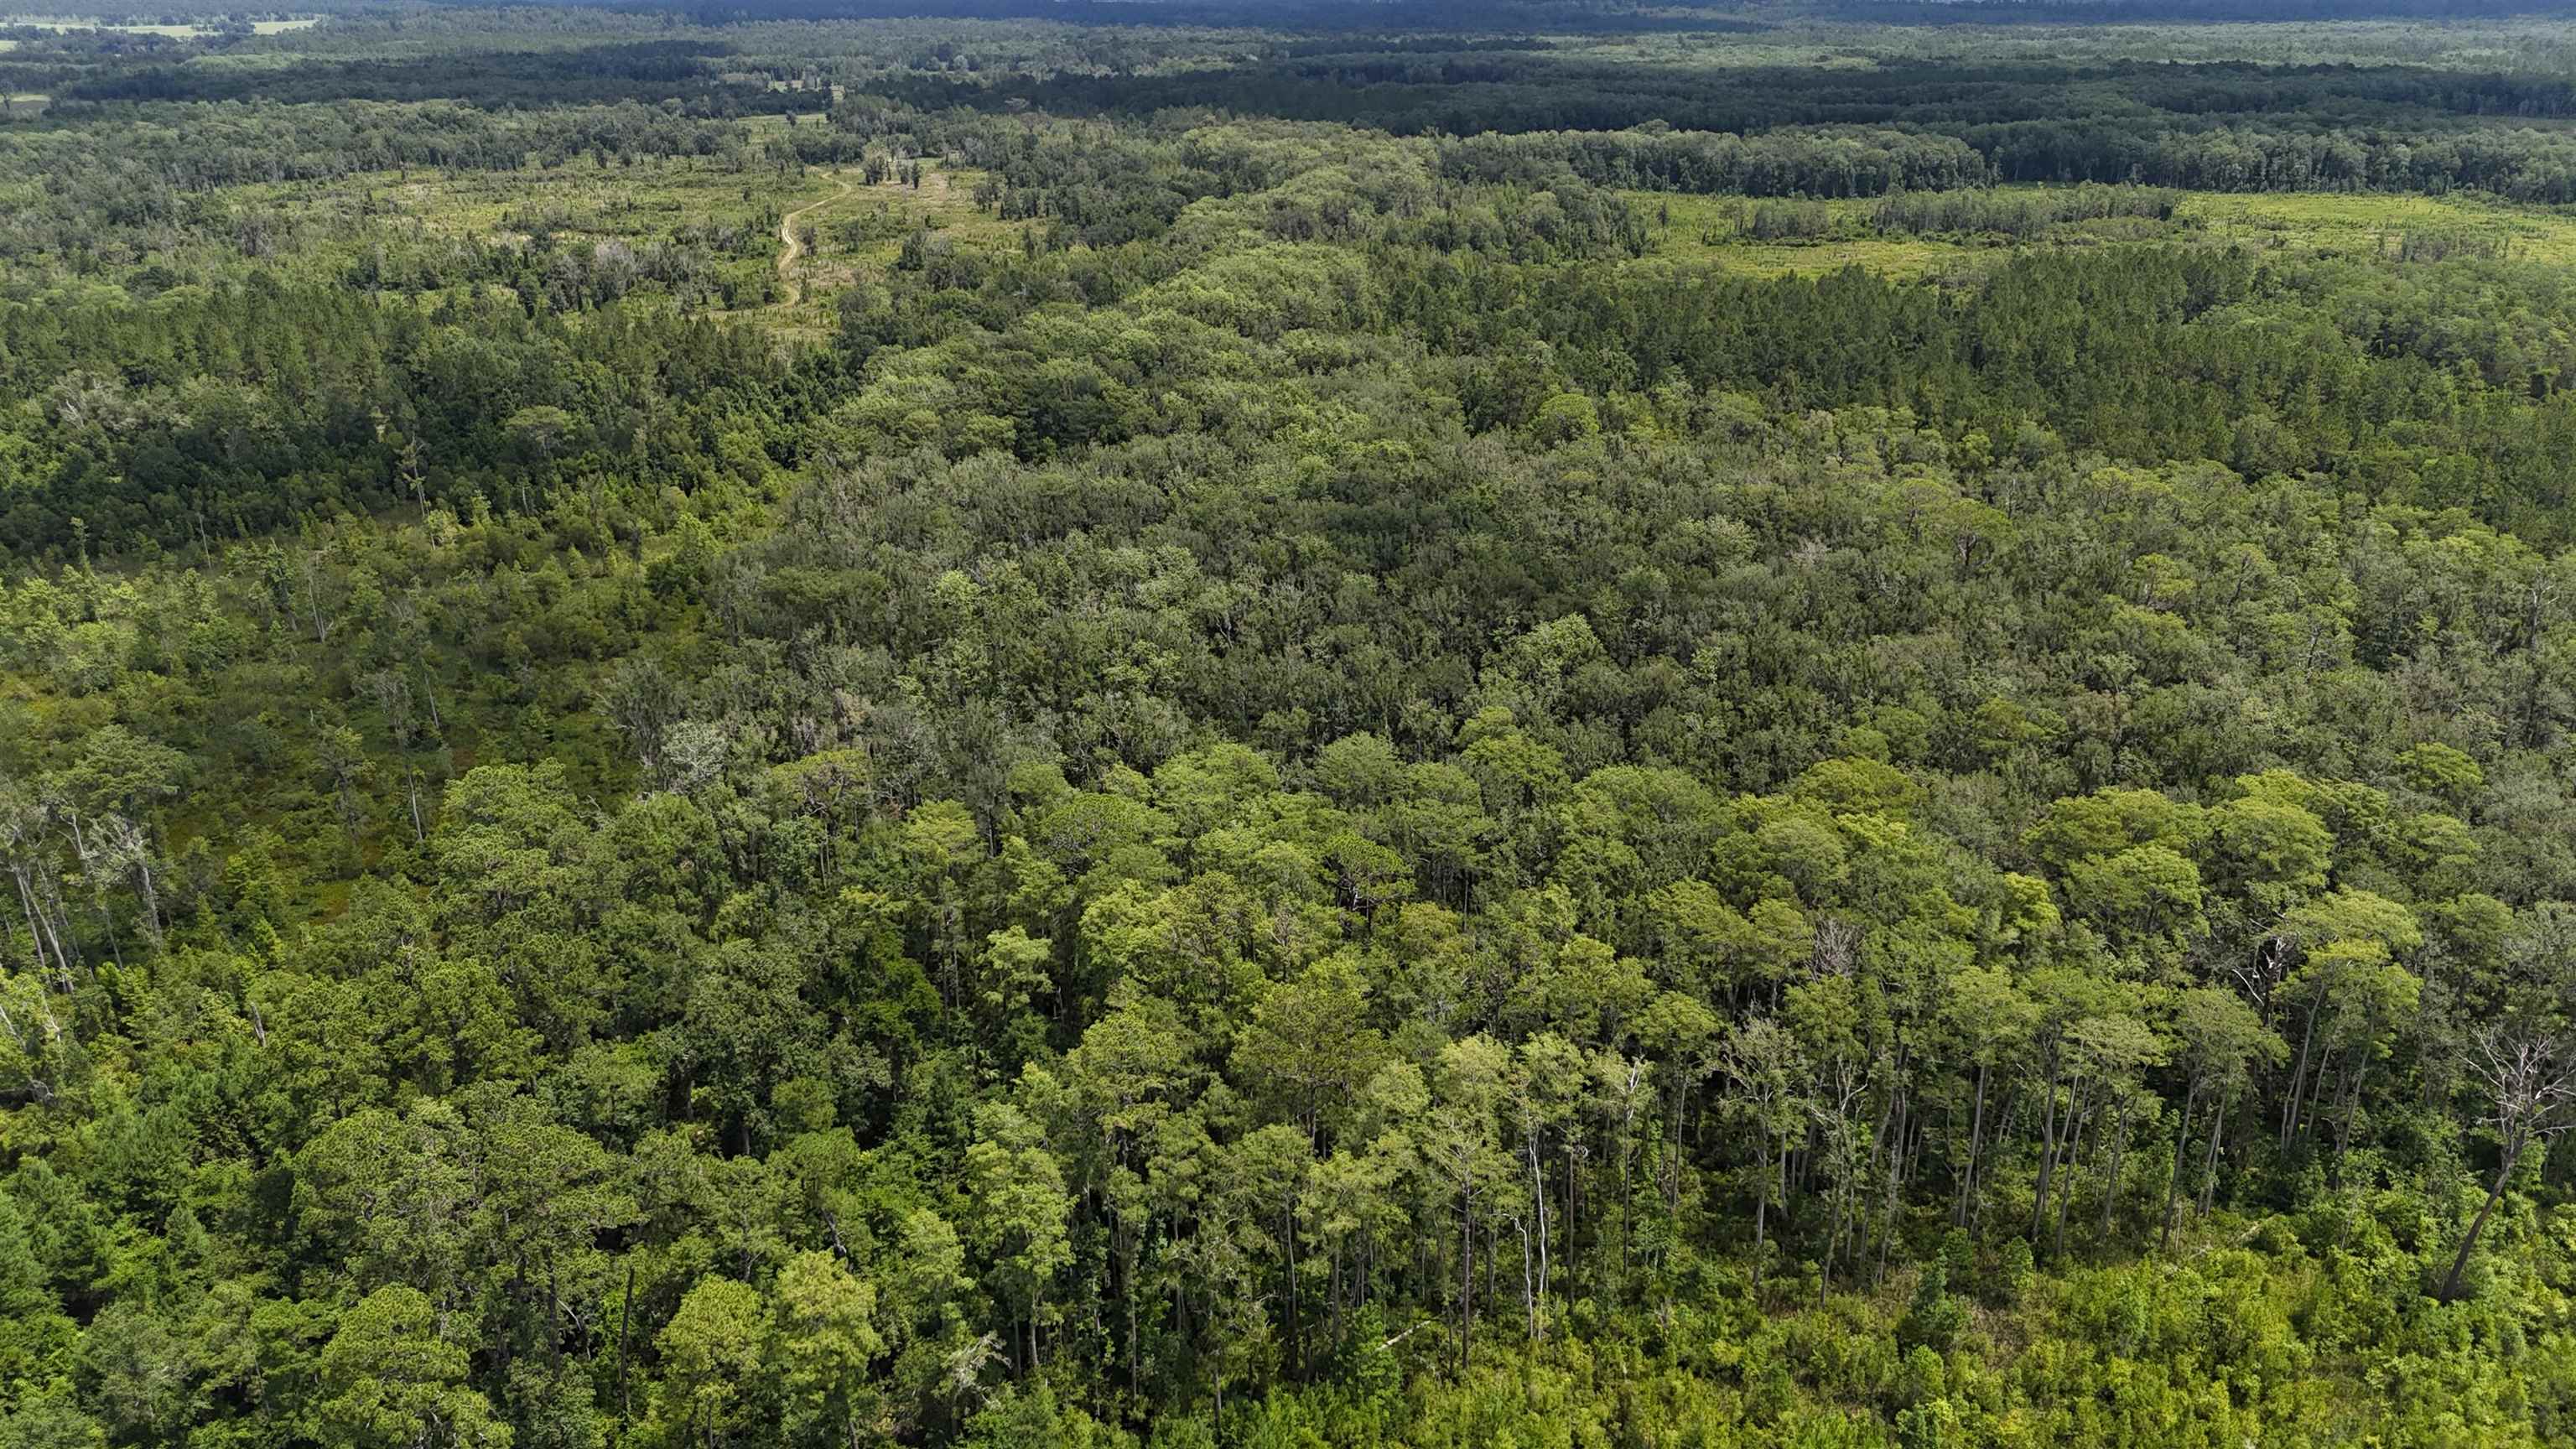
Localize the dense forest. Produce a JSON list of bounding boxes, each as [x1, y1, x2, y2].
[[14, 3, 2576, 1447]]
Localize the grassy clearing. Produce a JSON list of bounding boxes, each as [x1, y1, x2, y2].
[[1631, 191, 1993, 279], [218, 153, 798, 306], [1632, 185, 2576, 280], [2179, 190, 2576, 266], [0, 14, 319, 34], [0, 133, 1026, 329], [815, 167, 1020, 268], [366, 161, 786, 247], [759, 164, 1025, 333]]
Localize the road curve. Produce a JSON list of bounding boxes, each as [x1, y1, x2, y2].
[[776, 171, 856, 306]]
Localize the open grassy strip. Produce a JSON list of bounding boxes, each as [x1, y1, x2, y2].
[[1633, 184, 2576, 278]]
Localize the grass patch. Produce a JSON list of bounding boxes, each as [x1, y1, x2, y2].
[[1631, 185, 2576, 280], [2179, 190, 2576, 266], [0, 13, 319, 35], [1631, 191, 1994, 280], [757, 164, 1026, 331], [0, 138, 1030, 329]]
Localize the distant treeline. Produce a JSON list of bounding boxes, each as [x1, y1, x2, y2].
[[60, 39, 813, 112], [1825, 0, 2558, 21], [875, 56, 2576, 134], [556, 0, 2576, 25], [24, 34, 2576, 204], [1442, 128, 1997, 199], [1873, 183, 2184, 233], [1435, 117, 2576, 205], [870, 56, 2576, 203], [1711, 184, 2181, 242]]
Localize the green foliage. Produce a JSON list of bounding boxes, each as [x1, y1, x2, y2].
[[10, 8, 2576, 1449]]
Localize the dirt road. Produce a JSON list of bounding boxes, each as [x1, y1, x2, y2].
[[776, 172, 855, 305]]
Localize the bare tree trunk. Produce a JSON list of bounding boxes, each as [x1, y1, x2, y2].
[[132, 857, 162, 948], [1957, 1060, 1990, 1228], [1877, 1083, 1909, 1288], [39, 871, 79, 981], [1976, 1086, 2019, 1243], [1517, 1213, 1536, 1341], [615, 1262, 635, 1438], [2283, 992, 2326, 1148], [2162, 1074, 2199, 1249], [2030, 1057, 2062, 1244], [1564, 1140, 1579, 1298], [1752, 1135, 1774, 1296], [11, 866, 54, 977], [1457, 1176, 1475, 1375], [1124, 1217, 1140, 1400], [2198, 1094, 2228, 1217], [2053, 1078, 2089, 1260], [2099, 1092, 2130, 1241], [1527, 1130, 1550, 1341], [2440, 1142, 2520, 1302]]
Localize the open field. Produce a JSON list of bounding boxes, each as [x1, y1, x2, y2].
[[1635, 192, 1984, 278], [754, 163, 1026, 332], [0, 13, 318, 34], [1633, 184, 2576, 279], [180, 147, 1031, 330], [2179, 190, 2576, 266]]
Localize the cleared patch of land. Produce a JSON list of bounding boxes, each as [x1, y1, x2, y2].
[[0, 13, 318, 34], [1635, 192, 2016, 279], [210, 150, 1029, 329], [2178, 190, 2576, 265], [1633, 184, 2576, 279]]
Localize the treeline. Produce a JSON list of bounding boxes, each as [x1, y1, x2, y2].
[[26, 29, 2576, 206], [3, 98, 750, 204], [58, 39, 813, 112], [1835, 0, 2573, 21], [1872, 183, 2182, 233], [1441, 127, 1999, 199], [900, 54, 2576, 132], [1711, 184, 2182, 242], [1966, 117, 2576, 200], [874, 53, 2576, 204]]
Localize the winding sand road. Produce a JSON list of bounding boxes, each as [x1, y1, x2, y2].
[[776, 171, 856, 306]]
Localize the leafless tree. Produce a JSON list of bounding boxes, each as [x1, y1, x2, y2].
[[364, 667, 417, 749], [86, 813, 162, 953], [2439, 1025, 2576, 1301], [657, 720, 736, 797]]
